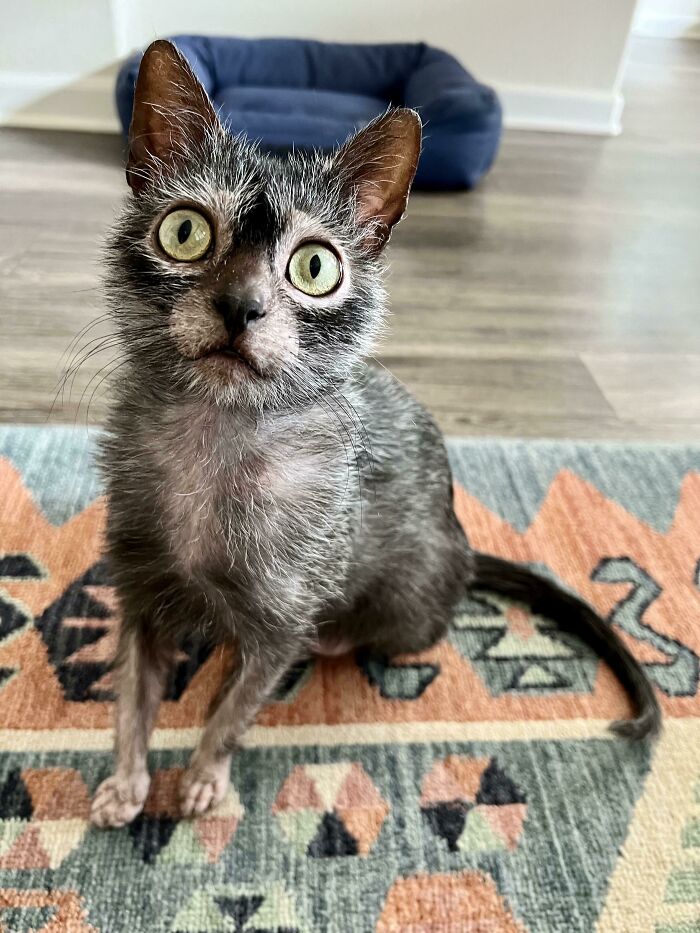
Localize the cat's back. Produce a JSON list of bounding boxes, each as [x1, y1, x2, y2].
[[351, 363, 451, 489]]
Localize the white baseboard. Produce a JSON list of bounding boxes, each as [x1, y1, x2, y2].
[[498, 84, 624, 136], [0, 71, 624, 138]]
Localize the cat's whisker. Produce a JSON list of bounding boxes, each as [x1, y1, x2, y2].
[[82, 355, 129, 427], [49, 337, 124, 420], [59, 313, 114, 366], [59, 333, 122, 386], [61, 341, 125, 410], [318, 394, 363, 509]]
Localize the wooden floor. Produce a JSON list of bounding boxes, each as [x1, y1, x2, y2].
[[1, 37, 699, 439]]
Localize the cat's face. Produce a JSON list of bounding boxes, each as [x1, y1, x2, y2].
[[106, 40, 421, 412]]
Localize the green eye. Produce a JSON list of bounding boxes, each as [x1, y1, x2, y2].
[[288, 242, 342, 296], [158, 208, 212, 261]]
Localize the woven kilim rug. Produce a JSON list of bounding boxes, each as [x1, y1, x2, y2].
[[0, 427, 699, 933]]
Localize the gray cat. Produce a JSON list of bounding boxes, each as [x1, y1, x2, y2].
[[90, 40, 659, 828]]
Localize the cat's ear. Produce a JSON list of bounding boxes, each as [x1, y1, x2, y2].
[[335, 108, 422, 252], [127, 39, 220, 194]]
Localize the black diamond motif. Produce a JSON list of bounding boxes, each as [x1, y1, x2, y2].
[[0, 554, 44, 579], [476, 759, 526, 806], [127, 815, 178, 864], [34, 561, 212, 702], [214, 894, 264, 930], [357, 650, 439, 700], [0, 767, 33, 819], [307, 810, 358, 857], [273, 660, 311, 701], [0, 594, 30, 641], [421, 801, 469, 852], [34, 561, 112, 700]]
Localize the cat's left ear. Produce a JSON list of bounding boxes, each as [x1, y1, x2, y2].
[[334, 108, 422, 253], [127, 39, 220, 194]]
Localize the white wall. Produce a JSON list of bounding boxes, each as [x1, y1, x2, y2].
[[0, 0, 119, 130], [0, 0, 639, 135]]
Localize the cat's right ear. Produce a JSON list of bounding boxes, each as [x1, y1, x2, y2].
[[127, 39, 220, 195], [334, 108, 422, 254]]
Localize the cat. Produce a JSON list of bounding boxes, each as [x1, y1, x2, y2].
[[90, 40, 659, 828]]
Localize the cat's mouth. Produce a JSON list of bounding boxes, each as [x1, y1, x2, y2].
[[195, 345, 262, 381]]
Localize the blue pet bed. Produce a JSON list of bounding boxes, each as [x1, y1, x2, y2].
[[116, 36, 502, 190]]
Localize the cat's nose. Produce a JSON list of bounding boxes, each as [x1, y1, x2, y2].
[[213, 287, 266, 342]]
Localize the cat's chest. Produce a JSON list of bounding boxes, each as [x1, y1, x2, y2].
[[152, 412, 335, 576]]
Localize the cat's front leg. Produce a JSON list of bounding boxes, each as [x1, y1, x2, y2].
[[91, 625, 171, 828], [179, 648, 289, 817]]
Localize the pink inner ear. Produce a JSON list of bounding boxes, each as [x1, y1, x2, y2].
[[127, 40, 220, 193], [356, 187, 391, 225], [337, 109, 421, 247]]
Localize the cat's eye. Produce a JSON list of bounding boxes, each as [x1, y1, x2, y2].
[[157, 209, 212, 262], [287, 242, 342, 297]]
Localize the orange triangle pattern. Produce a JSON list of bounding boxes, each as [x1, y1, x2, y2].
[[22, 768, 90, 821], [376, 870, 526, 933], [272, 767, 325, 813], [0, 888, 97, 932], [479, 803, 528, 851], [0, 826, 51, 869], [194, 816, 240, 863]]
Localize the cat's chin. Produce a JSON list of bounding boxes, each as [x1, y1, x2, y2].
[[194, 349, 261, 386]]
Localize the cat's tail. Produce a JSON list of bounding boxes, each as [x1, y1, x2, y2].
[[471, 552, 661, 741]]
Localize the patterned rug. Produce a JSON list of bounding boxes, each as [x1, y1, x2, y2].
[[0, 427, 698, 933]]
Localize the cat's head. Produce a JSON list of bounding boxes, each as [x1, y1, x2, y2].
[[106, 39, 421, 412]]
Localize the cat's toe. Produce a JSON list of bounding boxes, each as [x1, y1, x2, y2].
[[90, 772, 150, 828], [179, 758, 230, 818]]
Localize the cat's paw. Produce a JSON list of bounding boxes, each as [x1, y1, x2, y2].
[[179, 756, 231, 818], [90, 771, 150, 828]]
